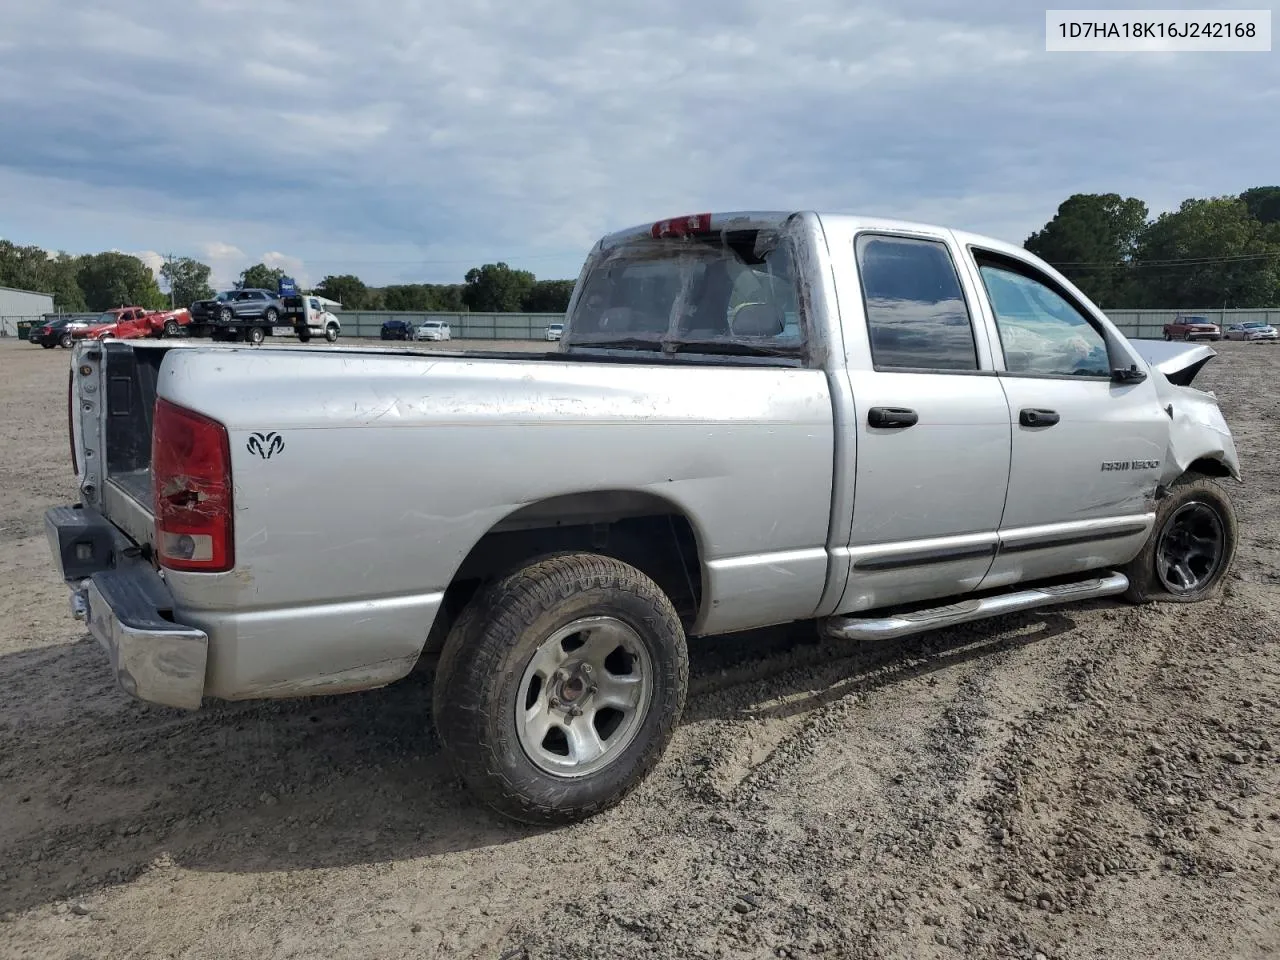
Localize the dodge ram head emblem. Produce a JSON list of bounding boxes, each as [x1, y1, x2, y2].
[[247, 432, 285, 459]]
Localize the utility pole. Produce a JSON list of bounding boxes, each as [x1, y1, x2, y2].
[[163, 253, 178, 307]]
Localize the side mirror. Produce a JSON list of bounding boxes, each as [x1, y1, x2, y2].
[[1111, 364, 1147, 384]]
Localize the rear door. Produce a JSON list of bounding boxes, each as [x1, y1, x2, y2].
[[962, 248, 1168, 587], [835, 231, 1013, 613]]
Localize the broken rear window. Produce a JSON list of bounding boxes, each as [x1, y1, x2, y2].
[[566, 228, 804, 354]]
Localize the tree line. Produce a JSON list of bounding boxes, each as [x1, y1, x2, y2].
[[0, 244, 576, 315], [1025, 186, 1280, 308], [7, 186, 1278, 316]]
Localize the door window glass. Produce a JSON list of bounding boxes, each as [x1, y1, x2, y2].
[[977, 263, 1110, 377], [855, 235, 978, 371]]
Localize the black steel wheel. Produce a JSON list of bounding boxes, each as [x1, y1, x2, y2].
[[1122, 474, 1237, 603]]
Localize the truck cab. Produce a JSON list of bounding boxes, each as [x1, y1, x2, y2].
[[282, 295, 341, 343]]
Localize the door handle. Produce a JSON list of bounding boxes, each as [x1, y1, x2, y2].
[[868, 406, 919, 429], [1019, 408, 1060, 428]]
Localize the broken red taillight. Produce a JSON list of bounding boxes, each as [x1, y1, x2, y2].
[[650, 213, 712, 239], [152, 398, 234, 572]]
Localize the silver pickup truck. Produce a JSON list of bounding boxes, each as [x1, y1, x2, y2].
[[46, 211, 1240, 823]]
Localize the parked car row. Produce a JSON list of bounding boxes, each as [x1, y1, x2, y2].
[[29, 306, 192, 348], [379, 319, 454, 341], [376, 319, 567, 342]]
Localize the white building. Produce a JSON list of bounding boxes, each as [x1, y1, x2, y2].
[[0, 285, 56, 337]]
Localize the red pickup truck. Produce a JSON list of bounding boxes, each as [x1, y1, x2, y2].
[[70, 306, 192, 342], [1162, 315, 1221, 342]]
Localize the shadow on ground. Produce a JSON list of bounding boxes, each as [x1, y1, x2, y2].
[[0, 604, 1091, 914]]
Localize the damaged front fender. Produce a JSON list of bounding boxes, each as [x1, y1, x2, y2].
[[1137, 343, 1242, 484]]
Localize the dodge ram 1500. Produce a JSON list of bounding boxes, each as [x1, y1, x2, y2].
[[45, 211, 1241, 824]]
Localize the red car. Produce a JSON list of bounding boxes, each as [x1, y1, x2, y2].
[[71, 306, 192, 342], [1162, 315, 1221, 342]]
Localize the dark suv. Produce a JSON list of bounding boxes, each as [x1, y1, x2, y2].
[[191, 289, 285, 324], [381, 318, 414, 341]]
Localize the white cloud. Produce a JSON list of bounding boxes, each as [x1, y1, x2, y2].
[[0, 0, 1275, 286]]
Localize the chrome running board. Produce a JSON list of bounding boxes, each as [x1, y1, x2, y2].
[[821, 571, 1129, 641]]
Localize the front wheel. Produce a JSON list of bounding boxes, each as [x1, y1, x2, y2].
[[1121, 474, 1237, 604], [432, 553, 688, 825], [60, 333, 73, 348], [163, 319, 180, 337], [324, 323, 339, 343]]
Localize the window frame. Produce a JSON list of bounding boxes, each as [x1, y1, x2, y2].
[[853, 230, 988, 376], [968, 246, 1114, 383]]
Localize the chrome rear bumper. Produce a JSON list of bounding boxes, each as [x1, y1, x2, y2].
[[46, 506, 208, 710]]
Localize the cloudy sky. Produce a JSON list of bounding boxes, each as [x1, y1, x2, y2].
[[1, 0, 1276, 288]]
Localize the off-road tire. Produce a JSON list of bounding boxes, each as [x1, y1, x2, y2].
[[1121, 473, 1237, 604], [432, 552, 688, 825]]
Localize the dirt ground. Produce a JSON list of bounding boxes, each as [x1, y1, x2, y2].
[[1, 336, 1277, 960]]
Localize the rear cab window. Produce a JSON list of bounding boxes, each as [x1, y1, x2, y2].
[[565, 224, 806, 360], [853, 234, 980, 372]]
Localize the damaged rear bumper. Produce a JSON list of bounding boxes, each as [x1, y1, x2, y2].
[[46, 505, 207, 710]]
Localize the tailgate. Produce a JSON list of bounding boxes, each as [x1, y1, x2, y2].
[[74, 340, 174, 548]]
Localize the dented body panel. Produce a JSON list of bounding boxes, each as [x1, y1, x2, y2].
[[47, 211, 1241, 708]]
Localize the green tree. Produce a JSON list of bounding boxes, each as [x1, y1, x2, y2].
[[46, 253, 87, 311], [380, 283, 470, 311], [1240, 186, 1280, 226], [463, 262, 535, 312], [315, 274, 368, 309], [521, 279, 575, 313], [238, 263, 286, 290], [76, 252, 166, 311], [160, 257, 214, 308], [0, 240, 54, 293], [1024, 193, 1149, 306], [1134, 197, 1280, 308]]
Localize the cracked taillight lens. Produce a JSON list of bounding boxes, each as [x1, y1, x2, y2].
[[152, 398, 234, 572]]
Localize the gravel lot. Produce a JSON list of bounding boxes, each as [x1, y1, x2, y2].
[[1, 337, 1277, 960]]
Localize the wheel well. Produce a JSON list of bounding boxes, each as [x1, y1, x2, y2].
[[424, 492, 704, 655], [1186, 457, 1232, 479]]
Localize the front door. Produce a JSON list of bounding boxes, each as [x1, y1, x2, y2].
[[837, 232, 1013, 613], [966, 251, 1170, 587]]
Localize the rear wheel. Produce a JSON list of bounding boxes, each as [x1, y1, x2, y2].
[[432, 553, 688, 824], [60, 333, 73, 348], [297, 327, 312, 343], [248, 326, 265, 345], [264, 307, 279, 323], [163, 319, 180, 337], [1121, 474, 1237, 604]]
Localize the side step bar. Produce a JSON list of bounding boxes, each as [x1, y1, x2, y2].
[[821, 571, 1130, 641]]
